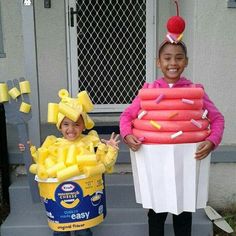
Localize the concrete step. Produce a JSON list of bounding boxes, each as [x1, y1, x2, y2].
[[1, 206, 148, 236], [1, 205, 212, 236]]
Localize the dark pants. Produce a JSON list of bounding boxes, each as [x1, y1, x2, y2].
[[148, 209, 192, 236], [53, 228, 93, 236]]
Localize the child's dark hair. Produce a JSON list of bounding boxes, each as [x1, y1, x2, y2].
[[158, 41, 188, 58]]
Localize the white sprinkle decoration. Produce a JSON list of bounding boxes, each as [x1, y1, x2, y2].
[[190, 119, 202, 128], [138, 110, 147, 119], [166, 34, 174, 43], [182, 98, 194, 104], [202, 109, 208, 119], [171, 131, 183, 139]]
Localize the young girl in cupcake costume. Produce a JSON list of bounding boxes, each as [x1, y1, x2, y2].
[[120, 1, 224, 235]]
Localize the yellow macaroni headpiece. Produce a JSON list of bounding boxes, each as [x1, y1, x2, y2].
[[47, 89, 94, 130]]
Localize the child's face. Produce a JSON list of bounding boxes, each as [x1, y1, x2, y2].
[[60, 116, 85, 141], [157, 43, 188, 84]]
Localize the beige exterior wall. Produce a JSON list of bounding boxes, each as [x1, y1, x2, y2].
[[0, 0, 235, 146]]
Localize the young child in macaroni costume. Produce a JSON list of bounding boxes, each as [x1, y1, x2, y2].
[[119, 1, 224, 236], [23, 89, 119, 236]]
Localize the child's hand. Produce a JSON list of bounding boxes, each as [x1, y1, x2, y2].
[[195, 140, 214, 160], [18, 141, 31, 152], [124, 134, 142, 152], [101, 132, 120, 149], [18, 143, 25, 152]]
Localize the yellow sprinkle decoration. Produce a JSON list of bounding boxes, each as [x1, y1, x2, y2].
[[150, 120, 161, 129]]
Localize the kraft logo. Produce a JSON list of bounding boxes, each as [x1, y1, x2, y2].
[[61, 184, 75, 192]]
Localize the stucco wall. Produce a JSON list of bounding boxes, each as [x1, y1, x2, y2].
[[209, 163, 236, 209], [0, 0, 24, 79], [34, 0, 67, 121], [192, 0, 236, 146]]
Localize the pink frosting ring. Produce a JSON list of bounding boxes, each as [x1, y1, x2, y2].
[[141, 99, 203, 110], [137, 109, 204, 121], [133, 128, 210, 144], [133, 119, 209, 132], [138, 88, 204, 100]]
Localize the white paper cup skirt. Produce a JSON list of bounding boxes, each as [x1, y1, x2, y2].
[[130, 143, 211, 215]]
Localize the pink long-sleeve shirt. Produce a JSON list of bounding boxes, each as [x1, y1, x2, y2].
[[119, 77, 225, 148]]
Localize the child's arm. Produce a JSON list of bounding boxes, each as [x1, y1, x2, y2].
[[120, 96, 141, 137], [120, 96, 142, 150], [195, 140, 214, 160], [99, 133, 120, 169], [201, 88, 225, 149]]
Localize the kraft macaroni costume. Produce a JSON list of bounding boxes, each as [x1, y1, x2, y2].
[[28, 89, 119, 236]]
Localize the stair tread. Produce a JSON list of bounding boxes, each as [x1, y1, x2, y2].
[[2, 207, 210, 227]]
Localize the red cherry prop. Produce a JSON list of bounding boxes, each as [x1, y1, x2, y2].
[[167, 16, 185, 34], [166, 1, 185, 35]]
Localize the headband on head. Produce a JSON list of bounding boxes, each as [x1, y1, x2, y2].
[[47, 89, 95, 130], [165, 0, 185, 44]]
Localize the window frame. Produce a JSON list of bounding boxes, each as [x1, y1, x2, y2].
[[228, 0, 236, 8]]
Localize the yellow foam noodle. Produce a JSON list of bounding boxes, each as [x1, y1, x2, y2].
[[77, 90, 94, 112], [41, 135, 57, 148], [47, 162, 66, 178], [37, 148, 49, 165], [45, 157, 56, 169], [83, 114, 95, 130], [19, 102, 31, 113], [29, 164, 37, 174], [88, 130, 99, 137], [19, 80, 31, 94], [49, 155, 58, 163], [0, 83, 9, 102], [66, 145, 78, 166], [59, 102, 81, 122], [57, 146, 68, 163], [30, 145, 38, 163], [89, 136, 100, 147], [96, 143, 107, 162], [30, 145, 37, 154], [47, 103, 59, 123], [89, 142, 95, 153], [8, 87, 21, 99], [31, 151, 38, 163], [57, 164, 80, 182], [77, 146, 90, 155], [58, 89, 69, 99], [76, 154, 98, 166], [83, 163, 105, 177], [48, 146, 58, 157], [37, 165, 48, 180]]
